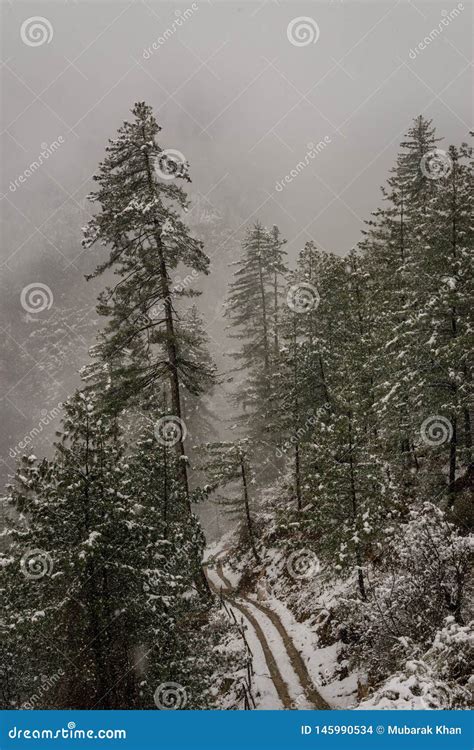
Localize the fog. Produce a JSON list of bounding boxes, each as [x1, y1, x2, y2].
[[1, 0, 471, 502]]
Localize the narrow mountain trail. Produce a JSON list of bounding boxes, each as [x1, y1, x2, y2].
[[224, 595, 293, 709], [205, 556, 330, 710]]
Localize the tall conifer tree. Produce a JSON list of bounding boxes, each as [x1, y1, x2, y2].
[[82, 102, 212, 501]]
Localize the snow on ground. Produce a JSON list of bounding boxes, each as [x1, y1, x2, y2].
[[238, 597, 314, 709], [206, 565, 282, 709], [219, 564, 242, 589], [355, 670, 441, 710], [220, 555, 361, 709], [203, 537, 229, 562], [248, 591, 359, 709], [204, 536, 243, 588]]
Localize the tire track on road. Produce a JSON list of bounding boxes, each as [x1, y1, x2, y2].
[[214, 559, 330, 710], [205, 566, 292, 709]]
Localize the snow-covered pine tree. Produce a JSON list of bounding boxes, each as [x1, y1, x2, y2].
[[82, 102, 212, 501], [307, 257, 388, 596], [269, 242, 393, 597], [360, 116, 445, 505], [178, 305, 217, 447], [411, 142, 473, 506], [195, 439, 260, 563], [276, 246, 344, 505], [225, 222, 286, 445], [268, 225, 288, 358], [275, 287, 312, 510], [274, 242, 343, 508], [2, 392, 160, 707], [0, 391, 227, 709], [360, 123, 473, 514]]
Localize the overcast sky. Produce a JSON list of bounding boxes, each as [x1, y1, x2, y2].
[[1, 0, 472, 267]]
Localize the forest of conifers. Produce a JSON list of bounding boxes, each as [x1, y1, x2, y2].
[[1, 104, 472, 711]]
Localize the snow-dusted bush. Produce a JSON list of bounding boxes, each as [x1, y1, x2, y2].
[[358, 618, 473, 709], [427, 616, 473, 688], [357, 656, 464, 710], [336, 503, 472, 688]]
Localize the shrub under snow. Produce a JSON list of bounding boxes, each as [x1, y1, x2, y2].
[[358, 617, 473, 709], [335, 503, 473, 707]]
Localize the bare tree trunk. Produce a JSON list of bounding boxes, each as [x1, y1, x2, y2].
[[273, 267, 279, 357], [295, 443, 302, 511], [318, 354, 330, 404], [464, 405, 472, 464], [256, 235, 270, 372], [348, 411, 366, 600], [143, 144, 211, 598], [447, 166, 459, 507], [448, 414, 457, 508], [143, 145, 190, 506], [163, 445, 168, 538], [240, 456, 260, 563], [293, 316, 302, 510], [399, 189, 405, 263]]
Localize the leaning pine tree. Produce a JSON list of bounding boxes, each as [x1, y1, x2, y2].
[[82, 102, 212, 504]]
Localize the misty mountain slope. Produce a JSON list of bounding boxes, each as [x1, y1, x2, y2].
[[1, 101, 472, 711]]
